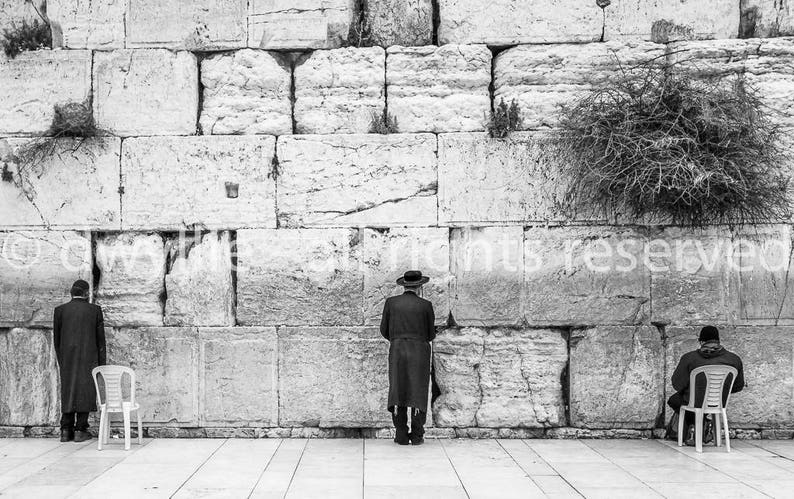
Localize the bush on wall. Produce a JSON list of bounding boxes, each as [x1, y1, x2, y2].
[[1, 1, 51, 58], [555, 59, 791, 227]]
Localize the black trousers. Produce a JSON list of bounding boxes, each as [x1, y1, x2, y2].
[[667, 393, 695, 426], [61, 412, 89, 431], [392, 406, 427, 437]]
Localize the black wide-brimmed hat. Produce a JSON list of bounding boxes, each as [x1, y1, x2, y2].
[[396, 270, 429, 286]]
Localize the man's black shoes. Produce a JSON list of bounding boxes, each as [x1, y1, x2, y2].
[[60, 429, 74, 442], [74, 430, 92, 443], [409, 433, 424, 446]]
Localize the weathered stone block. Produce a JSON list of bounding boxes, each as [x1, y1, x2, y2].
[[294, 47, 385, 134], [438, 132, 578, 224], [666, 326, 794, 427], [0, 138, 121, 230], [121, 136, 277, 230], [107, 327, 199, 425], [93, 50, 198, 136], [200, 50, 291, 135], [450, 226, 523, 327], [386, 45, 491, 133], [732, 225, 794, 325], [0, 50, 91, 135], [361, 228, 450, 326], [278, 327, 389, 427], [47, 0, 126, 49], [570, 326, 663, 429], [126, 0, 245, 49], [433, 328, 567, 428], [605, 0, 740, 41], [437, 0, 603, 44], [365, 0, 431, 46], [248, 0, 354, 50], [0, 231, 91, 327], [165, 232, 234, 327], [236, 228, 363, 326], [0, 0, 43, 34], [523, 226, 649, 327], [200, 327, 277, 426], [276, 134, 437, 227], [493, 42, 665, 129], [668, 39, 794, 128], [741, 0, 794, 37], [95, 233, 165, 327], [0, 328, 60, 426], [649, 227, 736, 326]]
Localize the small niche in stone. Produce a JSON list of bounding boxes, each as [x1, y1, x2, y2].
[[225, 182, 239, 199]]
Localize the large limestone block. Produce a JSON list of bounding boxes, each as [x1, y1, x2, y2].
[[200, 327, 277, 426], [366, 0, 432, 46], [437, 0, 603, 45], [570, 326, 663, 429], [165, 232, 234, 327], [0, 0, 43, 34], [0, 328, 59, 426], [236, 228, 364, 326], [732, 225, 794, 325], [361, 228, 450, 326], [294, 47, 385, 134], [493, 42, 665, 129], [523, 226, 650, 327], [276, 134, 437, 227], [95, 233, 165, 327], [47, 0, 126, 49], [666, 326, 794, 427], [248, 0, 355, 50], [668, 39, 794, 128], [649, 227, 737, 326], [107, 327, 199, 425], [604, 0, 740, 41], [278, 327, 389, 427], [741, 0, 794, 37], [200, 50, 291, 135], [386, 45, 491, 133], [432, 328, 567, 428], [438, 132, 577, 224], [93, 50, 198, 136], [121, 136, 277, 230], [126, 0, 246, 49], [0, 50, 91, 135], [450, 226, 523, 327], [0, 231, 91, 327], [0, 138, 121, 230]]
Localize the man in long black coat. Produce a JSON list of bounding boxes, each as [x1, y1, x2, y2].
[[380, 270, 436, 445], [53, 280, 106, 442]]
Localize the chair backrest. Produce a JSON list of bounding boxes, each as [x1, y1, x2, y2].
[[686, 364, 738, 410], [92, 365, 136, 408]]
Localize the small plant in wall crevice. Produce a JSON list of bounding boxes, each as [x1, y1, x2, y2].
[[1, 1, 51, 59], [487, 98, 523, 139], [554, 59, 792, 227], [369, 109, 399, 134]]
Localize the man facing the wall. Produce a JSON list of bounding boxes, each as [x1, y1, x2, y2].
[[54, 279, 107, 442], [380, 270, 436, 445]]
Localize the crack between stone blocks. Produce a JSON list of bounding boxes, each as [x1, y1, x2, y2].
[[229, 230, 238, 326], [658, 323, 668, 429], [473, 333, 486, 427], [774, 234, 794, 326], [563, 328, 571, 427], [316, 185, 437, 218], [195, 53, 205, 135], [431, 0, 440, 45], [289, 54, 298, 134]]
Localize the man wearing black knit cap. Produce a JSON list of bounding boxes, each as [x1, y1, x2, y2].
[[667, 325, 745, 445], [54, 279, 107, 442]]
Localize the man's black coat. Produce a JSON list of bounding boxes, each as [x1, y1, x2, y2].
[[53, 298, 107, 413], [671, 346, 745, 407], [380, 290, 435, 412]]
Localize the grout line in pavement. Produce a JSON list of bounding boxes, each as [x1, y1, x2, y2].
[[0, 440, 94, 494], [439, 439, 472, 499], [361, 439, 365, 498], [247, 438, 285, 499], [519, 440, 584, 498], [282, 438, 309, 499], [495, 439, 549, 495], [169, 439, 229, 499]]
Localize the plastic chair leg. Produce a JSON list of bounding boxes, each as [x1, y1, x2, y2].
[[677, 408, 685, 447], [97, 408, 106, 451], [722, 409, 731, 453], [137, 410, 143, 445], [714, 414, 722, 447], [122, 407, 131, 451], [103, 413, 110, 445], [695, 411, 704, 453]]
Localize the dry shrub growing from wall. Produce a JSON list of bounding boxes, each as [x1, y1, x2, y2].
[[1, 1, 51, 58], [487, 98, 523, 139], [556, 60, 791, 226], [369, 109, 399, 134]]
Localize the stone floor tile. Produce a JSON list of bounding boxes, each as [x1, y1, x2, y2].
[[249, 439, 307, 498], [525, 440, 609, 463], [647, 482, 769, 498], [530, 475, 581, 497]]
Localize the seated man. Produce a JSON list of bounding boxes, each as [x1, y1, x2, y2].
[[667, 325, 745, 445]]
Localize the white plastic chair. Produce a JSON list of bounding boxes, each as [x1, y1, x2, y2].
[[677, 365, 738, 453], [92, 365, 143, 450]]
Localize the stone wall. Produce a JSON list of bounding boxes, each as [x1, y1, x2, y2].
[[2, 0, 794, 437]]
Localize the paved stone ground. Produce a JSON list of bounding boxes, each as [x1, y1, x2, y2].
[[2, 437, 794, 498]]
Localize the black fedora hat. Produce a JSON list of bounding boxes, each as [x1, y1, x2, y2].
[[396, 270, 429, 286]]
